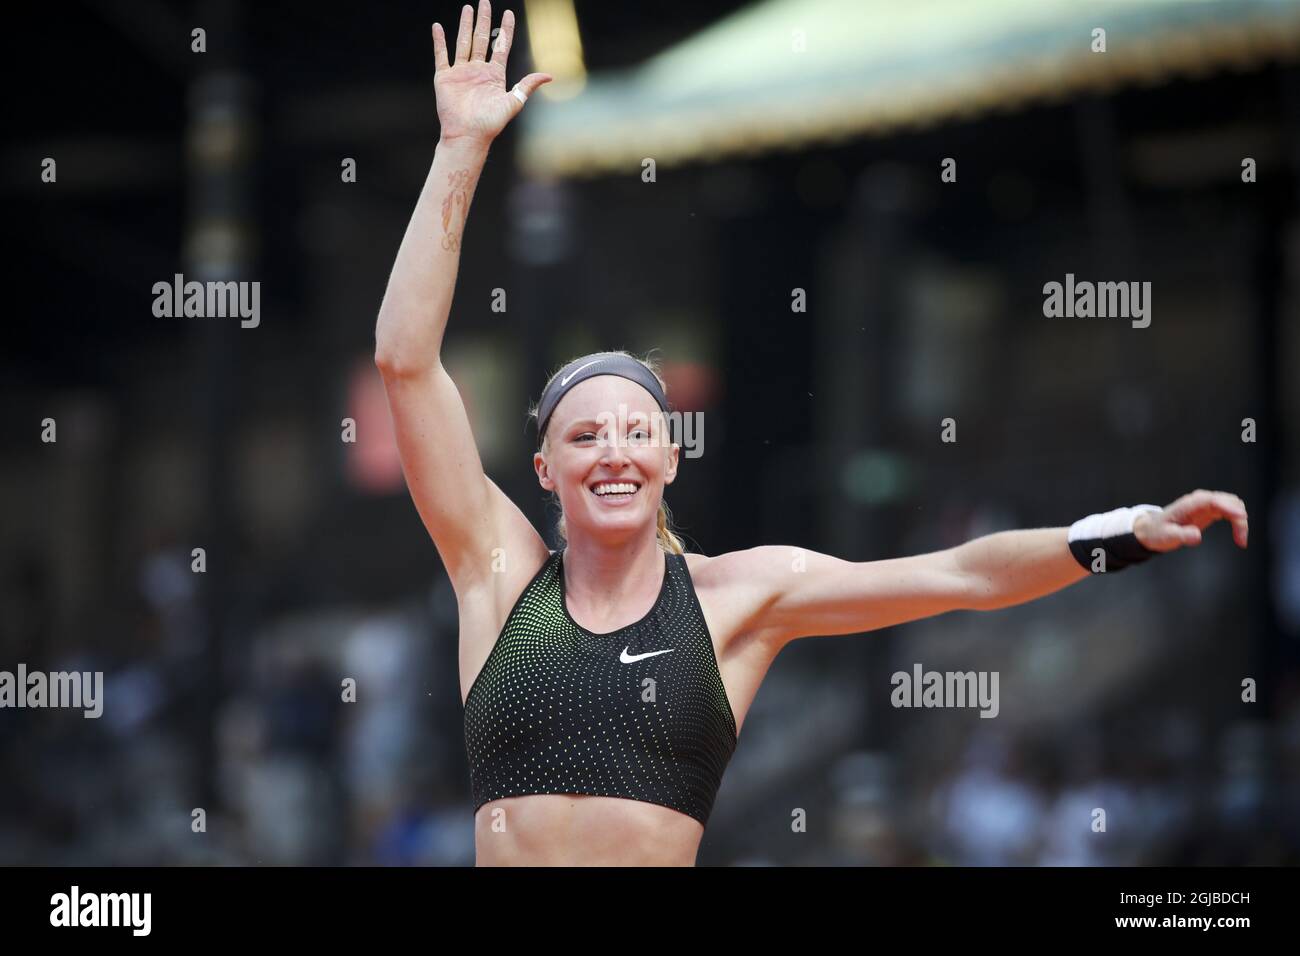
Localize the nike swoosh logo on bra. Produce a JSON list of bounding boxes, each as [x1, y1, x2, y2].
[[561, 360, 601, 387], [620, 647, 675, 663]]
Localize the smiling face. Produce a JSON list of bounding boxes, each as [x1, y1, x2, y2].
[[534, 374, 679, 547]]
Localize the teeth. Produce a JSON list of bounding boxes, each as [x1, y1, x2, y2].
[[593, 482, 639, 496]]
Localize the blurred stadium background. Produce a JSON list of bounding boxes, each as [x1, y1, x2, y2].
[[4, 0, 1300, 865]]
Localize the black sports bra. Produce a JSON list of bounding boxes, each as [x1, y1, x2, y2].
[[463, 549, 738, 826]]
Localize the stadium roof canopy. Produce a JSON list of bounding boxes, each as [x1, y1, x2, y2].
[[519, 0, 1300, 177]]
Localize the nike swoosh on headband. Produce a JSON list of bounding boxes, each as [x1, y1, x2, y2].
[[561, 360, 601, 387], [620, 647, 675, 663]]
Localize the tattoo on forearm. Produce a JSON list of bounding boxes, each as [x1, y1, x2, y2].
[[440, 169, 475, 251]]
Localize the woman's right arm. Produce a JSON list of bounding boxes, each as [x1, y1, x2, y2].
[[374, 2, 551, 596]]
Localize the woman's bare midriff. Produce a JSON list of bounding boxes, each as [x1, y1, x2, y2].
[[474, 792, 706, 866]]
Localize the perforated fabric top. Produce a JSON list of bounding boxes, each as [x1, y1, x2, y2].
[[463, 549, 739, 827]]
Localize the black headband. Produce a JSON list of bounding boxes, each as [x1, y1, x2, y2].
[[535, 353, 669, 450]]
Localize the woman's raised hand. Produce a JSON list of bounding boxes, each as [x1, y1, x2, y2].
[[432, 1, 552, 146]]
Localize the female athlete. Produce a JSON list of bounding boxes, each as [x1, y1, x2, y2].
[[374, 1, 1250, 866]]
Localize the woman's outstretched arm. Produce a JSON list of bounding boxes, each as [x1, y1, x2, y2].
[[374, 2, 551, 594], [714, 489, 1249, 649]]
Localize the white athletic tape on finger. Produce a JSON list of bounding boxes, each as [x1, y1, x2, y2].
[[511, 85, 527, 104]]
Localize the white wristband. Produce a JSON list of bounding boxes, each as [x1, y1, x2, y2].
[[1067, 504, 1162, 572], [1067, 504, 1162, 544]]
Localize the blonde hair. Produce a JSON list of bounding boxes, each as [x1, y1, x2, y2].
[[529, 349, 686, 555]]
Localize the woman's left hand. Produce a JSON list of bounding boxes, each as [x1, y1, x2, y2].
[[1133, 489, 1249, 552]]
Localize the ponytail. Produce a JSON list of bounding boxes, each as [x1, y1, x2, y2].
[[655, 500, 686, 555]]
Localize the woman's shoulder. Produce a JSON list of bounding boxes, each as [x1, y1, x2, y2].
[[681, 546, 791, 589]]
